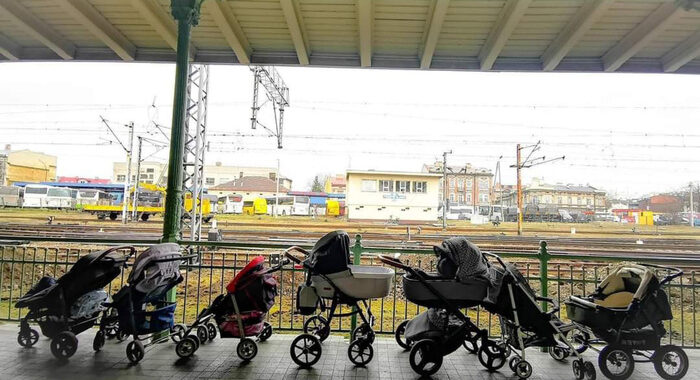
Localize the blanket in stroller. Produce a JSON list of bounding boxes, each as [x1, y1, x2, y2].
[[434, 237, 502, 303]]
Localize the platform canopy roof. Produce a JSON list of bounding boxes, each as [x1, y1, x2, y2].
[[1, 0, 700, 73]]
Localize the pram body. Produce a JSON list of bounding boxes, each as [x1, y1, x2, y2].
[[286, 231, 393, 368], [173, 255, 284, 361], [105, 243, 187, 364], [565, 264, 688, 380], [15, 245, 133, 359]]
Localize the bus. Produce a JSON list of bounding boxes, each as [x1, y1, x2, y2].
[[218, 194, 244, 214], [46, 187, 74, 208], [266, 196, 310, 216], [23, 184, 51, 208], [0, 186, 22, 207], [77, 190, 113, 206]]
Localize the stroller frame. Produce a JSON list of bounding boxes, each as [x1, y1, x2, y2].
[[567, 263, 688, 380], [17, 245, 135, 360], [174, 256, 289, 361], [485, 252, 597, 380], [378, 254, 489, 377], [284, 246, 380, 368]]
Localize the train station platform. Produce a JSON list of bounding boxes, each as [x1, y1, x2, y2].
[[0, 323, 695, 380]]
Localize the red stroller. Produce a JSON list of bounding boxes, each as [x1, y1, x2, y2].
[[174, 255, 285, 361]]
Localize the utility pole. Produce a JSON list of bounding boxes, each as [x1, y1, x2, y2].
[[516, 144, 523, 235], [442, 150, 452, 230], [250, 66, 290, 149], [691, 182, 695, 228], [275, 158, 280, 217], [121, 122, 135, 224], [131, 136, 143, 221]]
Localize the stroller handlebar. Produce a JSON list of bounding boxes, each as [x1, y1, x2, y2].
[[283, 246, 311, 265], [482, 251, 507, 269], [636, 263, 684, 285], [90, 245, 137, 265], [377, 255, 421, 277]]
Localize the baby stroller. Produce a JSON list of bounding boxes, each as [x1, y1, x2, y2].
[[105, 243, 190, 364], [285, 231, 393, 367], [15, 245, 134, 359], [173, 255, 287, 361], [482, 252, 597, 380], [566, 264, 688, 380], [378, 238, 496, 376]]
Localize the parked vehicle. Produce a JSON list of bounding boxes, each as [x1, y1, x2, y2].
[[0, 185, 23, 207], [22, 184, 51, 208]]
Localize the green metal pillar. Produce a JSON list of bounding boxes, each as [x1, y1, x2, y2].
[[350, 234, 362, 332], [537, 240, 550, 313], [161, 0, 203, 244]]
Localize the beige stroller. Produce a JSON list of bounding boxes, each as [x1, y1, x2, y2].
[[285, 231, 393, 367]]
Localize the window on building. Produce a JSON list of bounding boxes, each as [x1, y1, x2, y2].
[[457, 178, 464, 190], [117, 175, 125, 182], [146, 168, 154, 173], [466, 193, 472, 203], [568, 196, 572, 204], [558, 196, 563, 205], [395, 180, 410, 193], [480, 194, 489, 203], [586, 198, 592, 206], [449, 193, 455, 202], [361, 180, 378, 192], [413, 181, 427, 193], [466, 179, 473, 189], [577, 197, 582, 205], [533, 196, 539, 204], [379, 180, 393, 192], [478, 177, 489, 190], [458, 194, 464, 204], [205, 177, 215, 186]]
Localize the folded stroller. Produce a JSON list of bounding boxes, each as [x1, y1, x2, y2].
[[285, 231, 393, 367], [105, 243, 187, 364], [566, 264, 688, 380], [173, 255, 286, 361], [482, 252, 597, 380], [15, 245, 134, 359], [378, 238, 495, 377]]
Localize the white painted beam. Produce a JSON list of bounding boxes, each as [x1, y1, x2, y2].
[[541, 0, 613, 71], [603, 2, 682, 72], [280, 0, 309, 65], [420, 0, 449, 69], [130, 0, 196, 57], [58, 0, 136, 61], [205, 0, 250, 64], [478, 0, 531, 71], [0, 0, 75, 59], [0, 32, 20, 60], [662, 28, 700, 72], [357, 0, 372, 67]]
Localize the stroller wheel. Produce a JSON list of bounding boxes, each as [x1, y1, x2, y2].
[[549, 345, 568, 361], [126, 340, 145, 364], [170, 324, 186, 343], [462, 333, 479, 354], [409, 339, 443, 377], [207, 322, 218, 342], [477, 339, 507, 372], [51, 331, 78, 360], [584, 361, 597, 380], [258, 322, 273, 342], [104, 324, 119, 339], [176, 336, 198, 359], [514, 360, 532, 379], [116, 329, 128, 342], [237, 338, 258, 361], [599, 346, 633, 380], [93, 330, 106, 352], [395, 320, 411, 350], [653, 345, 688, 380], [348, 338, 374, 367], [290, 333, 322, 368], [196, 325, 209, 344], [509, 356, 519, 372], [304, 316, 330, 342], [17, 328, 39, 348], [351, 323, 375, 344]]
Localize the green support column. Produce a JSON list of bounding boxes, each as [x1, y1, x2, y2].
[[350, 234, 362, 332], [538, 240, 550, 313], [162, 0, 203, 310]]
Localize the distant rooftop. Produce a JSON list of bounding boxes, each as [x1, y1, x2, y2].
[[211, 176, 289, 193]]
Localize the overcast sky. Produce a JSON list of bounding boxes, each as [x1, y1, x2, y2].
[[1, 62, 699, 198]]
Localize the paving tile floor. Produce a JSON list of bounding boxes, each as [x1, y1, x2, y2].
[[0, 324, 696, 380]]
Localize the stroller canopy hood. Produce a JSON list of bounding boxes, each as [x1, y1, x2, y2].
[[433, 237, 490, 282], [597, 264, 657, 303], [227, 256, 265, 293], [128, 243, 182, 294], [305, 230, 351, 275]]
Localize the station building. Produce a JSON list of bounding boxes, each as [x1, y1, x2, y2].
[[345, 170, 441, 223], [423, 161, 493, 209], [499, 178, 607, 213], [0, 146, 57, 186]]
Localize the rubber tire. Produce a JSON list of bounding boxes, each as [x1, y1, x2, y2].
[[207, 323, 218, 342], [549, 345, 568, 361], [93, 330, 106, 352], [584, 361, 597, 380], [599, 346, 634, 380], [258, 322, 272, 342], [237, 338, 258, 361], [348, 339, 374, 367], [409, 339, 443, 377], [303, 315, 330, 342], [477, 339, 507, 372], [395, 320, 410, 351], [462, 333, 479, 354], [176, 336, 198, 359], [50, 331, 78, 360], [170, 324, 186, 343], [573, 359, 584, 380], [126, 340, 145, 364], [290, 333, 322, 368], [515, 360, 533, 379], [653, 345, 689, 380], [351, 323, 374, 344], [509, 356, 520, 372], [17, 329, 39, 348], [116, 329, 128, 342], [196, 325, 209, 345], [190, 334, 201, 350]]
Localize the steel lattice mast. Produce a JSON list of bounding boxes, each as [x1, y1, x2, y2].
[[250, 66, 290, 149]]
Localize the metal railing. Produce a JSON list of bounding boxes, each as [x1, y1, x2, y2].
[[0, 234, 698, 347]]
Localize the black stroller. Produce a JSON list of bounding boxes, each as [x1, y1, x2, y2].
[[285, 231, 393, 367], [15, 245, 134, 359], [174, 255, 286, 361], [378, 238, 494, 377], [566, 263, 688, 380], [104, 243, 189, 364]]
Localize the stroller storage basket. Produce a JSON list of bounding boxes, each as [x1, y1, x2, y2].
[[402, 274, 487, 308], [120, 301, 176, 335], [218, 311, 266, 338]]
